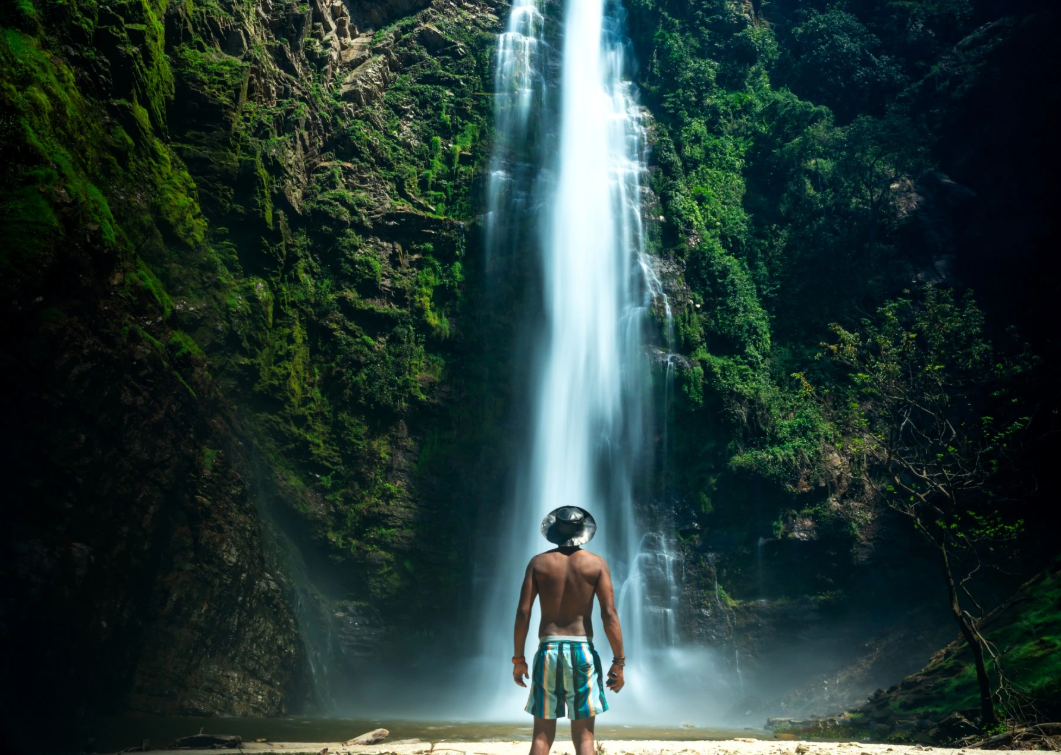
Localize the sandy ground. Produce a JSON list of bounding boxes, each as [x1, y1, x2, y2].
[[146, 740, 969, 755]]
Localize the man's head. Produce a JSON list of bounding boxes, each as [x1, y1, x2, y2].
[[540, 506, 597, 547]]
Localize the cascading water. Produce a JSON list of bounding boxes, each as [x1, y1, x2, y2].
[[483, 0, 546, 278], [473, 0, 728, 723]]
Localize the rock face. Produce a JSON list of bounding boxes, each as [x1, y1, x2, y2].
[[1, 0, 505, 717], [339, 56, 395, 105], [0, 306, 309, 716]]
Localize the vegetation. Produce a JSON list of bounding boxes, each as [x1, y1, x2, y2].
[[625, 0, 1058, 727], [821, 288, 1033, 726]]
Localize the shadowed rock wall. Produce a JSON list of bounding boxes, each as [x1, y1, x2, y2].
[[1, 0, 509, 716]]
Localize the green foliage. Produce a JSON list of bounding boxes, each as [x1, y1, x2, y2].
[[685, 239, 769, 361], [626, 0, 1054, 618], [821, 286, 1033, 523], [781, 9, 905, 121]]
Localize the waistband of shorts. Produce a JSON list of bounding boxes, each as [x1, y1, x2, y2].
[[538, 635, 594, 644]]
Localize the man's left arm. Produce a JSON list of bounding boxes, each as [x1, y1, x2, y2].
[[595, 559, 626, 692], [512, 560, 537, 687]]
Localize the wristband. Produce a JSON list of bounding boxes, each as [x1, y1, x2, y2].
[[512, 656, 525, 664]]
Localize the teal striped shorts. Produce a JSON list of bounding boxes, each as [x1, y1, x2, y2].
[[524, 636, 609, 720]]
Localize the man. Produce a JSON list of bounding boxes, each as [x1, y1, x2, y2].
[[512, 506, 626, 755]]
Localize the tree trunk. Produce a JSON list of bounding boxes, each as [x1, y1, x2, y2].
[[940, 542, 998, 728]]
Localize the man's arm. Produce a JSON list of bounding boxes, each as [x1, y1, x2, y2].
[[512, 559, 538, 687], [595, 559, 626, 692]]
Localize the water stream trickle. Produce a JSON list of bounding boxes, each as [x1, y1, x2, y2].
[[483, 0, 546, 278]]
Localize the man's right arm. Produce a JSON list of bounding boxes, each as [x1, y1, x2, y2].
[[512, 559, 537, 687], [595, 559, 625, 692]]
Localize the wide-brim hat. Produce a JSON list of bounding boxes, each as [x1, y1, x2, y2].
[[541, 506, 597, 547]]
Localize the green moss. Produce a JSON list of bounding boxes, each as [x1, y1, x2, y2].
[[174, 371, 198, 398], [201, 446, 219, 473], [0, 185, 59, 270], [169, 330, 205, 360], [175, 46, 249, 112], [132, 323, 165, 355], [0, 28, 124, 268], [121, 1, 175, 134], [134, 260, 173, 317], [255, 150, 274, 229], [2, 0, 518, 623], [869, 565, 1061, 722], [84, 182, 118, 245]]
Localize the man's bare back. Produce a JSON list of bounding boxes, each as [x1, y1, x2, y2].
[[513, 546, 625, 692], [529, 548, 605, 637]]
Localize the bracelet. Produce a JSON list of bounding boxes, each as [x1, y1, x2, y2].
[[512, 656, 525, 664], [611, 657, 626, 667]]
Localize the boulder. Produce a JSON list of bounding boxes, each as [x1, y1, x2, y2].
[[344, 729, 389, 745], [339, 56, 395, 106], [416, 24, 449, 52]]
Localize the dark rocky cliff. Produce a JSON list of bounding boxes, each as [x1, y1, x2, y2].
[[1, 0, 506, 717], [1, 301, 308, 716]]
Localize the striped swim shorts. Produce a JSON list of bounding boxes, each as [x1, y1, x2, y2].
[[524, 636, 609, 720]]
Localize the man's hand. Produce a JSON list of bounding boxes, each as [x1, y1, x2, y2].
[[513, 659, 530, 687], [605, 663, 625, 693]]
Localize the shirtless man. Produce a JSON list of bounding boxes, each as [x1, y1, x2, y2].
[[512, 506, 626, 755]]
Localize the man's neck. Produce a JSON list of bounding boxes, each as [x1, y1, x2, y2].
[[557, 546, 581, 555]]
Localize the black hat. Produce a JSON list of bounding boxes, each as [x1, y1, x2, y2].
[[541, 506, 597, 547]]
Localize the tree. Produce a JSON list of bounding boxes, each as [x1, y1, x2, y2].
[[821, 286, 1032, 728], [782, 10, 906, 122]]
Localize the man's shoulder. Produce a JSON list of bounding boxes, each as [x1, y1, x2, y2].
[[581, 551, 609, 575], [573, 548, 605, 563], [529, 548, 607, 565], [528, 551, 554, 566]]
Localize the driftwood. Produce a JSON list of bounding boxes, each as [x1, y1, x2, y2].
[[167, 734, 243, 750], [974, 723, 1061, 750], [343, 729, 390, 746]]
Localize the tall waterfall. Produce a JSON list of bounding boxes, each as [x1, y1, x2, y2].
[[473, 0, 722, 722]]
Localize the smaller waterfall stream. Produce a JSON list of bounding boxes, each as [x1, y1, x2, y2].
[[483, 0, 546, 276]]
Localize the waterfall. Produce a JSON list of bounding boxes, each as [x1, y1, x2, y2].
[[471, 0, 732, 723]]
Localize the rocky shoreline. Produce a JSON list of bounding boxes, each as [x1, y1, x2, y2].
[[134, 740, 975, 755]]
